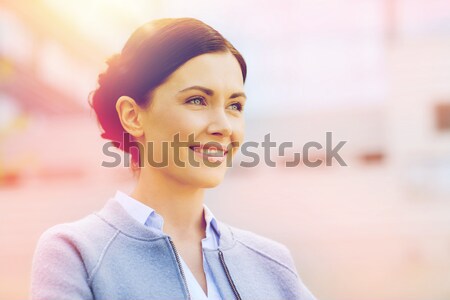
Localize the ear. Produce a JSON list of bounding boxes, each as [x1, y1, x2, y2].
[[115, 96, 145, 138]]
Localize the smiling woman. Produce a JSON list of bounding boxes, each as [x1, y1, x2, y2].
[[115, 51, 246, 188], [29, 17, 316, 300]]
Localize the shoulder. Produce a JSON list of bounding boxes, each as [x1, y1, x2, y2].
[[225, 223, 317, 299], [37, 212, 118, 249], [229, 224, 289, 253], [226, 223, 299, 277], [32, 212, 119, 280], [30, 213, 115, 300]]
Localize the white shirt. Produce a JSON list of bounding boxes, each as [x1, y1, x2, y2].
[[113, 190, 223, 300]]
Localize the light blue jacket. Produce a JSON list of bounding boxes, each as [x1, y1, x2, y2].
[[30, 198, 316, 300]]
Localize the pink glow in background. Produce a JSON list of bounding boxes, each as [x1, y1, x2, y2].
[[1, 1, 450, 299]]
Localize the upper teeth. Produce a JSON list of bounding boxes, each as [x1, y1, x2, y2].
[[193, 147, 224, 155]]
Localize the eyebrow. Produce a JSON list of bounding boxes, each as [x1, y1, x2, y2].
[[178, 85, 246, 100]]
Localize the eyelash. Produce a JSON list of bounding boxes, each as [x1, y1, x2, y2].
[[186, 96, 244, 112]]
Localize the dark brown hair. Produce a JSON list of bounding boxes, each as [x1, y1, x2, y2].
[[88, 18, 247, 173]]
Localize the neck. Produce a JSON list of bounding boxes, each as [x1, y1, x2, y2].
[[131, 167, 206, 241]]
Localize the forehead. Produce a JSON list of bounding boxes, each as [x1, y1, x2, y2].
[[162, 51, 244, 92]]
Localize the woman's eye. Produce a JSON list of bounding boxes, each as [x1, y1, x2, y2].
[[186, 96, 206, 106], [229, 102, 243, 112]]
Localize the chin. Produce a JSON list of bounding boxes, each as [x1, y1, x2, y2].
[[190, 169, 226, 188], [200, 178, 223, 188], [170, 160, 229, 188], [199, 174, 225, 188]]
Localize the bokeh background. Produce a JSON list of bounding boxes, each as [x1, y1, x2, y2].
[[1, 0, 450, 299]]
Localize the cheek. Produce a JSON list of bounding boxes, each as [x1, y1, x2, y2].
[[145, 110, 208, 153], [171, 112, 208, 144], [231, 117, 245, 150], [233, 116, 245, 137]]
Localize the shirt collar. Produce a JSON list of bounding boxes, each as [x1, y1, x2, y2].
[[113, 190, 221, 238], [113, 190, 157, 226], [203, 202, 221, 239]]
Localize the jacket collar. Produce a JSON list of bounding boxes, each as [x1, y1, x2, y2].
[[95, 198, 236, 250]]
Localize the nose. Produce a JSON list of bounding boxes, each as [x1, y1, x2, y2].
[[207, 108, 232, 137]]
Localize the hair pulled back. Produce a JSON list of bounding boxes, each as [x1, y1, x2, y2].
[[89, 18, 247, 172]]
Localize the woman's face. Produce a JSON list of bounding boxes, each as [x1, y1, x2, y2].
[[139, 51, 246, 188]]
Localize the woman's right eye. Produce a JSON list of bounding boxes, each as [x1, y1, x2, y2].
[[186, 96, 206, 106]]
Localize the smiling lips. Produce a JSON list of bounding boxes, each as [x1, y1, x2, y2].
[[188, 144, 229, 163]]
